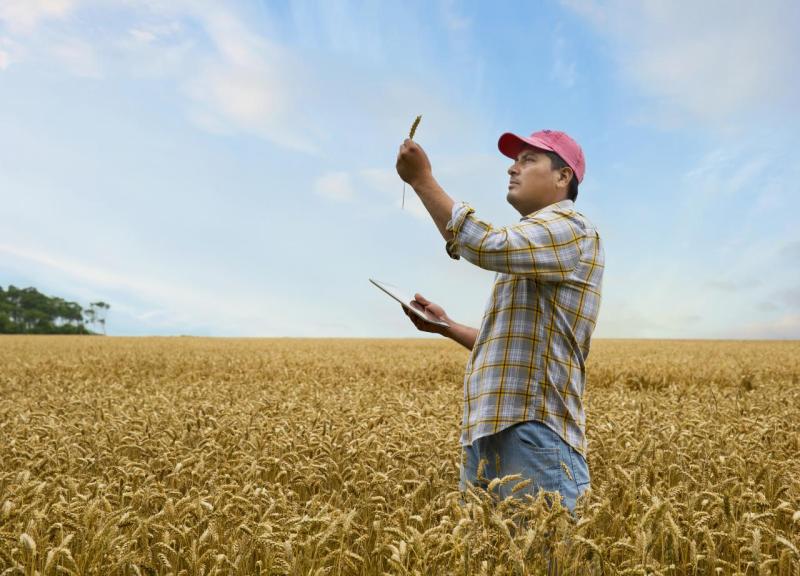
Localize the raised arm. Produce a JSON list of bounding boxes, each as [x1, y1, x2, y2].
[[444, 201, 585, 281], [396, 140, 456, 242]]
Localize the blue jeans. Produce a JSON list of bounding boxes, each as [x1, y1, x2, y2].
[[459, 420, 590, 514]]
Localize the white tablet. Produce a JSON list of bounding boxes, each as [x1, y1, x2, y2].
[[369, 278, 450, 328]]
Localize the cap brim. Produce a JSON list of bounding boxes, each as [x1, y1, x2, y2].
[[498, 132, 556, 160]]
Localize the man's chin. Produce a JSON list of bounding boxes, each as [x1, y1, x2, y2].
[[507, 194, 520, 212]]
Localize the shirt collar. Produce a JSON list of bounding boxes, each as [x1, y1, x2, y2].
[[519, 199, 574, 221]]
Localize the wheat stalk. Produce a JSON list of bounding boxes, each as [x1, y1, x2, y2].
[[409, 115, 422, 139], [402, 114, 422, 209]]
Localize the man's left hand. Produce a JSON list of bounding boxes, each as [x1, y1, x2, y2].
[[396, 139, 433, 188]]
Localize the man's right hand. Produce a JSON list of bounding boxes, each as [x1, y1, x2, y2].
[[402, 293, 452, 336]]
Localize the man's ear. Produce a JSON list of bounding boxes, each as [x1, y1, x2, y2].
[[559, 167, 573, 188]]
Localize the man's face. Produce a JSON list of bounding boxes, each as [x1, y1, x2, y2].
[[506, 146, 570, 217]]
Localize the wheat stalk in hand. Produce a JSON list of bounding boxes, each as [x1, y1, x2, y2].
[[402, 115, 422, 209]]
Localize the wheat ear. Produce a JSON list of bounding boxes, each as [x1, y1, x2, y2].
[[403, 115, 422, 209]]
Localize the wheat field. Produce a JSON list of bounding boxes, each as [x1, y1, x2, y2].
[[1, 336, 799, 575]]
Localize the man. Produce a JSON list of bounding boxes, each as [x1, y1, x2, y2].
[[396, 129, 604, 515]]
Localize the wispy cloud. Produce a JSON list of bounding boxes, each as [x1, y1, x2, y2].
[[179, 5, 319, 154], [51, 36, 100, 77], [562, 0, 800, 130], [3, 0, 795, 340], [0, 1, 491, 159], [358, 167, 428, 221], [0, 1, 320, 154], [0, 0, 77, 34], [681, 145, 772, 209], [314, 171, 356, 203], [0, 243, 303, 336]]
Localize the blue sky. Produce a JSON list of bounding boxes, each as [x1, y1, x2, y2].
[[1, 0, 798, 339]]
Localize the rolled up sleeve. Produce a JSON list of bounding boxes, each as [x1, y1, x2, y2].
[[444, 201, 584, 281], [445, 201, 475, 260]]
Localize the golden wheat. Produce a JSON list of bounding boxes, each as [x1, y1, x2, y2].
[[409, 115, 422, 140], [0, 337, 798, 574]]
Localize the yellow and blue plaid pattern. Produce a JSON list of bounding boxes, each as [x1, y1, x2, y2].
[[445, 198, 604, 457]]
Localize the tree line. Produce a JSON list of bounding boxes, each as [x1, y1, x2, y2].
[[0, 285, 110, 334]]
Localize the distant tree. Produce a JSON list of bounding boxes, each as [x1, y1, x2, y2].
[[0, 285, 107, 334], [86, 301, 110, 335], [83, 306, 96, 333]]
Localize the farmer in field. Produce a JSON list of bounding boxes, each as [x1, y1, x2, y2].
[[396, 129, 604, 516]]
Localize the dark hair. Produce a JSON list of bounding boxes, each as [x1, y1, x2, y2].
[[543, 151, 579, 202]]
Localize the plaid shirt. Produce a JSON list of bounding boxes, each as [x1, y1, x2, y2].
[[445, 198, 604, 457]]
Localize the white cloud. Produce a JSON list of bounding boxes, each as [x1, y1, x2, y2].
[[680, 144, 772, 211], [0, 243, 227, 316], [357, 167, 427, 221], [0, 1, 320, 154], [359, 167, 398, 197], [561, 0, 800, 129], [125, 20, 183, 47], [0, 35, 23, 70], [314, 171, 356, 203], [51, 37, 100, 77], [0, 1, 494, 160], [115, 21, 193, 78], [0, 243, 303, 336], [395, 189, 429, 221], [0, 0, 77, 34], [179, 5, 319, 154]]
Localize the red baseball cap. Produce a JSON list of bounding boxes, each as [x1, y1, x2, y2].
[[498, 129, 585, 184]]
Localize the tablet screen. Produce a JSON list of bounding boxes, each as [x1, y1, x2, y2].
[[369, 278, 449, 327]]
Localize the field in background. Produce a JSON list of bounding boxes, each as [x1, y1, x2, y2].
[[1, 337, 799, 575]]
